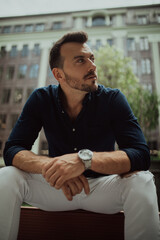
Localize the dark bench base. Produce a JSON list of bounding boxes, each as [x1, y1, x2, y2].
[[18, 207, 124, 240]]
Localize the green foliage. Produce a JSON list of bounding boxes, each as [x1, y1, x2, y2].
[[129, 87, 159, 133], [95, 44, 159, 138], [95, 44, 139, 95]]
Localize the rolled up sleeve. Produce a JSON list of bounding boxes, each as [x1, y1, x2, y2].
[[111, 90, 150, 171], [3, 90, 42, 166]]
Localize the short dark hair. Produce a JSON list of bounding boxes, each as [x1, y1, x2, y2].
[[49, 31, 88, 70]]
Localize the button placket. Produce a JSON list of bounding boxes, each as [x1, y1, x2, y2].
[[72, 127, 77, 152]]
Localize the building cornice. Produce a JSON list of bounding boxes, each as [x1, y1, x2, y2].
[[0, 4, 159, 20]]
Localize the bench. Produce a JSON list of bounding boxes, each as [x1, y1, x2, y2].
[[18, 207, 125, 240]]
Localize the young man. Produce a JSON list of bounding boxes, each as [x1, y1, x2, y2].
[[1, 31, 160, 239]]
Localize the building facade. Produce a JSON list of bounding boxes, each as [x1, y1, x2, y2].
[[0, 4, 160, 164]]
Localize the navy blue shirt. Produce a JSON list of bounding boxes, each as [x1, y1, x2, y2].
[[3, 84, 150, 177]]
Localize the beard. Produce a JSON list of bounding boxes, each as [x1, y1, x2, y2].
[[63, 70, 98, 93]]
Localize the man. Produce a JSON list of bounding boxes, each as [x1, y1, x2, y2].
[[1, 31, 160, 240]]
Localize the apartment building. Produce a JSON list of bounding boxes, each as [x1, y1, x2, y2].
[[0, 4, 160, 163]]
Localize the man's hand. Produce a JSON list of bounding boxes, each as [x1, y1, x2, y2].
[[61, 175, 90, 201], [42, 153, 85, 189]]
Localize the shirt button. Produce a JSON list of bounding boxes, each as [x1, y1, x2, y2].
[[61, 110, 64, 114], [72, 128, 75, 132], [74, 147, 77, 151]]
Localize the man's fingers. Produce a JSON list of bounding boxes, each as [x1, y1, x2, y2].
[[42, 161, 52, 177], [73, 178, 83, 193], [55, 175, 67, 189], [42, 159, 61, 187], [61, 185, 73, 201], [67, 179, 83, 195], [42, 160, 56, 178], [79, 175, 90, 195], [61, 175, 90, 201]]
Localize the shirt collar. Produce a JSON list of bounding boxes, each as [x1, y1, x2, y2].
[[54, 84, 101, 108]]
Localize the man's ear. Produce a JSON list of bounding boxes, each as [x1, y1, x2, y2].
[[52, 68, 64, 82]]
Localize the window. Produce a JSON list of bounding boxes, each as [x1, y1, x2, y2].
[[95, 39, 102, 50], [29, 64, 39, 79], [0, 46, 6, 58], [10, 114, 19, 128], [107, 39, 113, 46], [157, 14, 160, 23], [137, 15, 147, 25], [127, 38, 136, 51], [33, 44, 41, 56], [35, 23, 44, 32], [53, 22, 62, 30], [0, 114, 7, 129], [25, 25, 33, 32], [141, 59, 151, 74], [21, 45, 29, 57], [18, 65, 27, 79], [6, 66, 15, 80], [1, 89, 11, 104], [143, 83, 153, 93], [140, 37, 149, 50], [13, 88, 23, 104], [0, 66, 3, 80], [10, 45, 17, 57], [132, 60, 138, 74], [26, 88, 34, 100], [147, 84, 152, 92], [14, 25, 23, 33], [2, 26, 11, 33], [92, 16, 105, 26], [40, 141, 48, 156]]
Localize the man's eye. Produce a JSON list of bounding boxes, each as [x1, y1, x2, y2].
[[91, 57, 95, 62], [78, 58, 84, 63]]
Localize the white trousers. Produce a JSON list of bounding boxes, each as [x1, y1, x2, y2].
[[0, 166, 159, 240]]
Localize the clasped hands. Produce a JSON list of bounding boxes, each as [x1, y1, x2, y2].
[[42, 153, 90, 201]]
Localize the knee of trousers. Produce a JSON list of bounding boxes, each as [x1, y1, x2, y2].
[[0, 166, 28, 199], [121, 171, 157, 208]]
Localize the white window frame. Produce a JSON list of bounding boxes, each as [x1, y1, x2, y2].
[[137, 15, 147, 25], [140, 37, 149, 50], [132, 59, 138, 74], [141, 59, 151, 74], [127, 38, 136, 51]]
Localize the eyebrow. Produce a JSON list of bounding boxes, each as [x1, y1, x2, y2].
[[73, 55, 85, 60], [73, 54, 94, 61]]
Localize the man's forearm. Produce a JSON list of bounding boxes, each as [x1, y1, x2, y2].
[[13, 150, 89, 201], [13, 149, 131, 188], [12, 150, 51, 174], [91, 150, 131, 175]]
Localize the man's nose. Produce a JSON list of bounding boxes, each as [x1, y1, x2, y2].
[[88, 59, 96, 72]]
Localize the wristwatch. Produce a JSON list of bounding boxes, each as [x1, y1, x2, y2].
[[78, 149, 93, 170]]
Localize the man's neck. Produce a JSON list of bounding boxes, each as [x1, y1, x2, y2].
[[60, 85, 87, 120]]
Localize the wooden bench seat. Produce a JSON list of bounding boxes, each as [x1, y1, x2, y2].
[[18, 207, 125, 240]]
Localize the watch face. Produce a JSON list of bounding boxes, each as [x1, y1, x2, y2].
[[78, 149, 93, 170], [79, 149, 93, 160]]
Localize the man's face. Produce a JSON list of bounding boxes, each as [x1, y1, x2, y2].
[[60, 42, 98, 93]]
